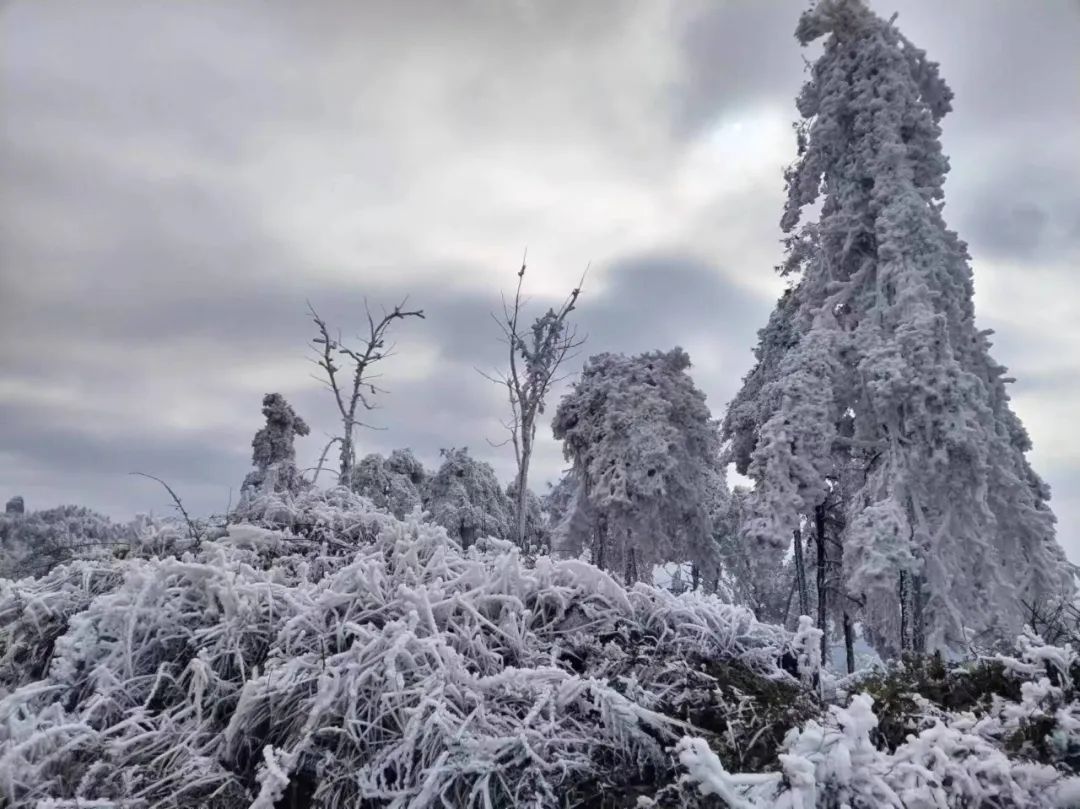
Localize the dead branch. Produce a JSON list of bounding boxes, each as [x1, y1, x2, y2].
[[130, 471, 201, 544], [480, 252, 587, 546], [308, 298, 424, 481]]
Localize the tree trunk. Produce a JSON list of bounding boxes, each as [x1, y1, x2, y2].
[[594, 512, 607, 571], [783, 575, 797, 628], [793, 528, 810, 618], [912, 573, 926, 656], [339, 426, 354, 485], [461, 522, 476, 550], [691, 563, 700, 592], [843, 611, 856, 674], [899, 570, 912, 653], [814, 505, 829, 667], [625, 545, 637, 584], [514, 436, 532, 547]]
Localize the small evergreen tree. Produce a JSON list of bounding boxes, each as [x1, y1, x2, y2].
[[552, 348, 724, 583], [351, 449, 426, 520], [423, 448, 511, 548]]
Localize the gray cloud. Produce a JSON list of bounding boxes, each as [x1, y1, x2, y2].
[[959, 165, 1080, 265], [674, 0, 807, 134], [1, 0, 1078, 560]]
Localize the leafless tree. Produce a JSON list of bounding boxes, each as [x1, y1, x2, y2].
[[1021, 596, 1080, 648], [481, 253, 586, 547], [309, 299, 424, 484]]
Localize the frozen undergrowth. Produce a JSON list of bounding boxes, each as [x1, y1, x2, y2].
[[0, 488, 799, 809], [4, 487, 1080, 808], [656, 627, 1080, 808]]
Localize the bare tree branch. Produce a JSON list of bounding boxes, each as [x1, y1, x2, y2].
[[130, 472, 201, 545], [308, 298, 424, 482], [480, 252, 587, 546]]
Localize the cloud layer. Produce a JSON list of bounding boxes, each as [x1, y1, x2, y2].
[[2, 0, 1078, 555]]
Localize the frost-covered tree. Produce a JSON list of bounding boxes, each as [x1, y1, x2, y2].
[[552, 348, 723, 583], [0, 504, 133, 579], [483, 255, 585, 548], [423, 448, 511, 548], [238, 393, 311, 507], [5, 496, 24, 516], [723, 0, 1072, 656], [350, 448, 426, 520], [309, 300, 424, 482], [545, 468, 592, 560], [714, 486, 796, 626], [506, 480, 549, 555]]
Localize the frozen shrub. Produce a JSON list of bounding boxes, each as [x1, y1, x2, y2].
[[0, 493, 795, 808]]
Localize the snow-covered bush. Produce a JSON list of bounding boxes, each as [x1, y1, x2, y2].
[[659, 692, 1077, 809], [0, 492, 799, 808], [350, 448, 426, 520], [654, 628, 1080, 808]]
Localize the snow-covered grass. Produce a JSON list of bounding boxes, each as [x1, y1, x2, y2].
[[4, 487, 1080, 808], [0, 488, 800, 809]]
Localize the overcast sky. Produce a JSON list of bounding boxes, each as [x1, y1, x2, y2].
[[2, 0, 1078, 556]]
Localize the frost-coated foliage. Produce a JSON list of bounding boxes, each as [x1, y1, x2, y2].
[[507, 480, 550, 555], [424, 447, 512, 548], [0, 504, 135, 580], [552, 348, 724, 584], [0, 491, 803, 808], [721, 0, 1072, 655], [350, 448, 426, 520], [239, 393, 312, 507], [7, 494, 1080, 808], [713, 488, 792, 625], [655, 627, 1080, 808]]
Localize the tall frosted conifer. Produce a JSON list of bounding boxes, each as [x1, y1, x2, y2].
[[723, 0, 1072, 655]]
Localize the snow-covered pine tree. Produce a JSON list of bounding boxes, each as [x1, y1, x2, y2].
[[350, 448, 426, 520], [423, 447, 511, 548], [723, 0, 1072, 656], [552, 348, 724, 583]]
